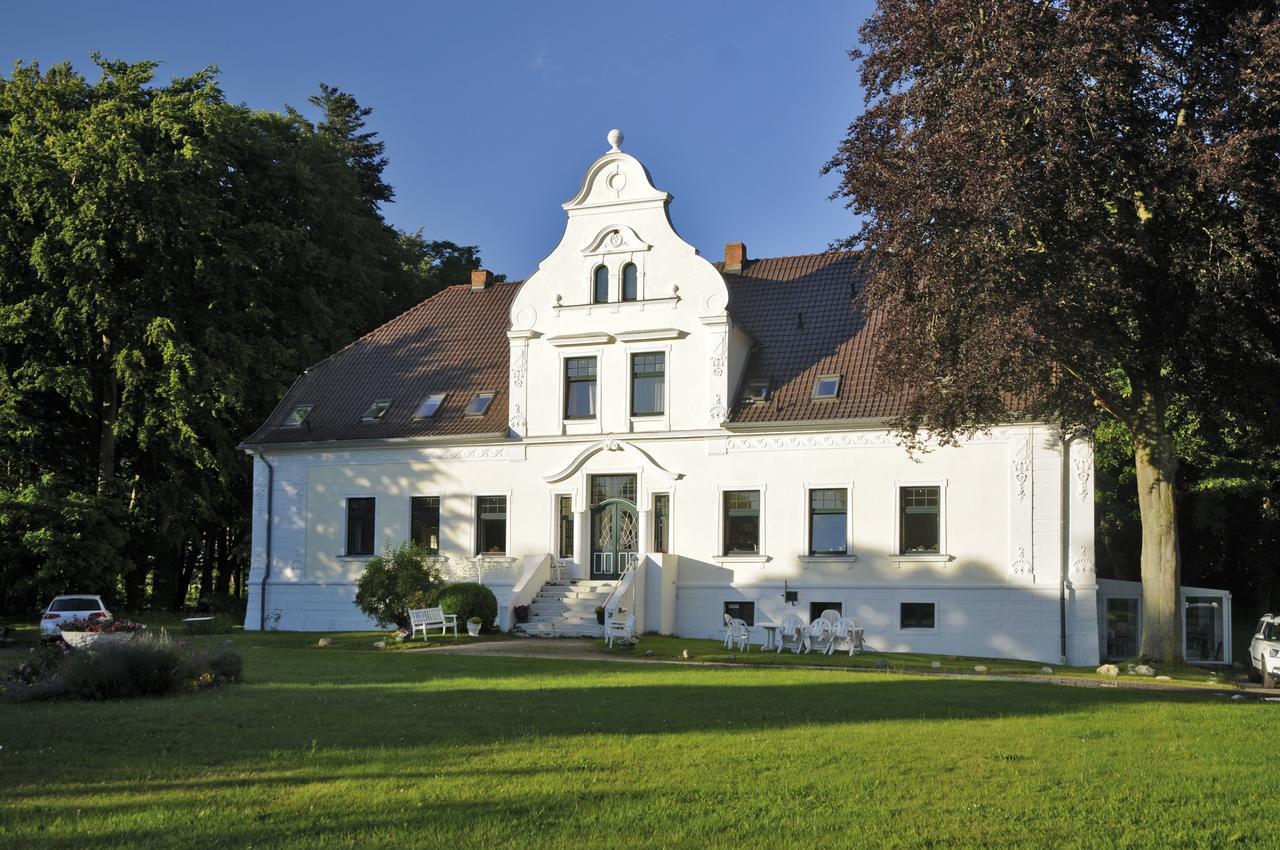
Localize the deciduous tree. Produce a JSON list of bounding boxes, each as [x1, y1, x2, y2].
[[826, 1, 1280, 662]]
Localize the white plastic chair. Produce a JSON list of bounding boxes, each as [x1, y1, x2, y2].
[[775, 613, 807, 654], [831, 616, 864, 656], [605, 612, 635, 648], [724, 618, 749, 652], [820, 609, 841, 626], [806, 618, 834, 654]]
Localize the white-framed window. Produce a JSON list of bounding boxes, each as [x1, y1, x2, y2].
[[409, 495, 440, 554], [414, 393, 446, 419], [554, 493, 575, 559], [344, 496, 376, 557], [464, 392, 495, 416], [621, 262, 638, 302], [283, 404, 313, 428], [805, 484, 852, 557], [812, 375, 841, 399], [892, 480, 948, 558], [564, 356, 598, 420], [361, 400, 391, 422], [630, 351, 665, 417], [592, 265, 609, 303], [899, 601, 937, 630], [475, 494, 508, 555], [717, 486, 765, 559]]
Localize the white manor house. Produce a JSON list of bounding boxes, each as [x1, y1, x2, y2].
[[241, 130, 1233, 666]]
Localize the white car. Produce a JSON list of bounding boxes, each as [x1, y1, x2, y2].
[[1249, 614, 1280, 688], [39, 594, 111, 641]]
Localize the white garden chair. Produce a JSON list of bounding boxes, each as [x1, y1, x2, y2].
[[775, 613, 807, 654], [605, 612, 635, 648], [820, 609, 841, 626], [409, 607, 458, 639], [806, 618, 835, 654], [723, 617, 749, 652], [831, 616, 864, 656]]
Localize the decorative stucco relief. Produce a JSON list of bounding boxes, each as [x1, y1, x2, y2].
[[710, 335, 726, 378], [511, 347, 527, 388], [508, 404, 525, 433], [1010, 546, 1033, 579], [1070, 545, 1094, 577], [1012, 437, 1032, 502], [727, 428, 1018, 453], [1072, 448, 1094, 501], [313, 446, 510, 465], [709, 395, 726, 422]]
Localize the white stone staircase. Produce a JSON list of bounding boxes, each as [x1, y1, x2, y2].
[[521, 580, 616, 637]]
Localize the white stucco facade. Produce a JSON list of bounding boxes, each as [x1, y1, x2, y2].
[[243, 131, 1111, 665]]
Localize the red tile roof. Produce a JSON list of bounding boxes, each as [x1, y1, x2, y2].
[[245, 251, 906, 446], [719, 251, 907, 424], [244, 281, 521, 445]]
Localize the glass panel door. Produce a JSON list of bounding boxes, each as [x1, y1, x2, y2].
[[589, 475, 637, 580], [1185, 596, 1225, 663], [1105, 598, 1139, 660]]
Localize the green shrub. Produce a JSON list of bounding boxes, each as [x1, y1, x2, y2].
[[354, 541, 443, 628], [429, 582, 498, 632], [4, 632, 246, 702], [60, 633, 184, 700]]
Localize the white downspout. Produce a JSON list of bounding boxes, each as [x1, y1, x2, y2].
[[251, 450, 275, 632], [1059, 431, 1078, 665]]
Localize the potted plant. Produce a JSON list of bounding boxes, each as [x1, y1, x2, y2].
[[466, 616, 482, 636], [595, 606, 605, 625], [59, 617, 147, 649], [514, 604, 529, 624]]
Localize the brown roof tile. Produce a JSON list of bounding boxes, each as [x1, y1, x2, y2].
[[244, 250, 906, 447], [244, 281, 521, 445], [721, 251, 907, 424]]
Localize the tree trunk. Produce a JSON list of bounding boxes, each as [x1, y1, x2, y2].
[[1134, 433, 1183, 663], [96, 334, 118, 493]]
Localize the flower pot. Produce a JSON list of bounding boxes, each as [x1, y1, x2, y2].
[[514, 605, 529, 624], [596, 610, 606, 625], [466, 621, 481, 636], [61, 631, 136, 650]]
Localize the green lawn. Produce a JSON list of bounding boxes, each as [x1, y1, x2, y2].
[[1, 632, 1274, 849]]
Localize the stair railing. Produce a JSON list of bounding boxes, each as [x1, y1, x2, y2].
[[603, 558, 642, 645]]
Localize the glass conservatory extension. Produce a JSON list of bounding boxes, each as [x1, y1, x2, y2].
[[1096, 580, 1233, 665]]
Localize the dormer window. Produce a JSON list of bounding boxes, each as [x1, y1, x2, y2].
[[813, 375, 841, 400], [361, 400, 392, 422], [593, 265, 609, 303], [744, 380, 770, 402], [414, 393, 446, 419], [282, 405, 313, 428], [621, 263, 638, 301], [464, 392, 495, 416]]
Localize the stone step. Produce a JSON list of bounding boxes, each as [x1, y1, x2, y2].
[[520, 622, 603, 637], [534, 590, 613, 601]]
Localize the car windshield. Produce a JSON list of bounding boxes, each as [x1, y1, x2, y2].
[[49, 598, 101, 612]]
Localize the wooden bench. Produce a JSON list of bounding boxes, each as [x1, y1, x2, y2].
[[409, 607, 458, 640]]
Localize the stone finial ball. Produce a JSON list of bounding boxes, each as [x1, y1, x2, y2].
[[607, 128, 624, 151]]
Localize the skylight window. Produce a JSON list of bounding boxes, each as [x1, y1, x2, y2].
[[283, 405, 313, 428], [812, 375, 841, 400], [464, 392, 495, 416], [361, 400, 392, 422], [414, 393, 446, 419], [744, 380, 770, 402]]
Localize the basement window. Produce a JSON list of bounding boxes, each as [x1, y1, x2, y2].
[[361, 400, 392, 422], [282, 405, 313, 428], [812, 375, 841, 400], [464, 392, 495, 416], [414, 393, 446, 419]]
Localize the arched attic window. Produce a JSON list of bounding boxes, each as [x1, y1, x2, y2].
[[593, 265, 609, 303], [621, 263, 637, 302]]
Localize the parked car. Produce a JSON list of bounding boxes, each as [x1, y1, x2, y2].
[[1248, 614, 1280, 688], [39, 595, 111, 641]]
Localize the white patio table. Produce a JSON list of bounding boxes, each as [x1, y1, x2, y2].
[[755, 623, 781, 652]]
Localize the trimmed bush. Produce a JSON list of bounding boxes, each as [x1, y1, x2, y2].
[[60, 633, 184, 700], [429, 582, 498, 632], [354, 541, 444, 628], [2, 631, 245, 702]]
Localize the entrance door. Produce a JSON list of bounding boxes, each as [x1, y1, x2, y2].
[[589, 475, 639, 580]]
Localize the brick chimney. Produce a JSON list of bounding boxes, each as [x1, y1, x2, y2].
[[470, 269, 494, 290], [724, 242, 747, 273]]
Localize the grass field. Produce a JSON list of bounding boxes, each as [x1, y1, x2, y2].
[[1, 630, 1274, 849]]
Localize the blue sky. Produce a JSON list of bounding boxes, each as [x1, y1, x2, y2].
[[3, 0, 874, 280]]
